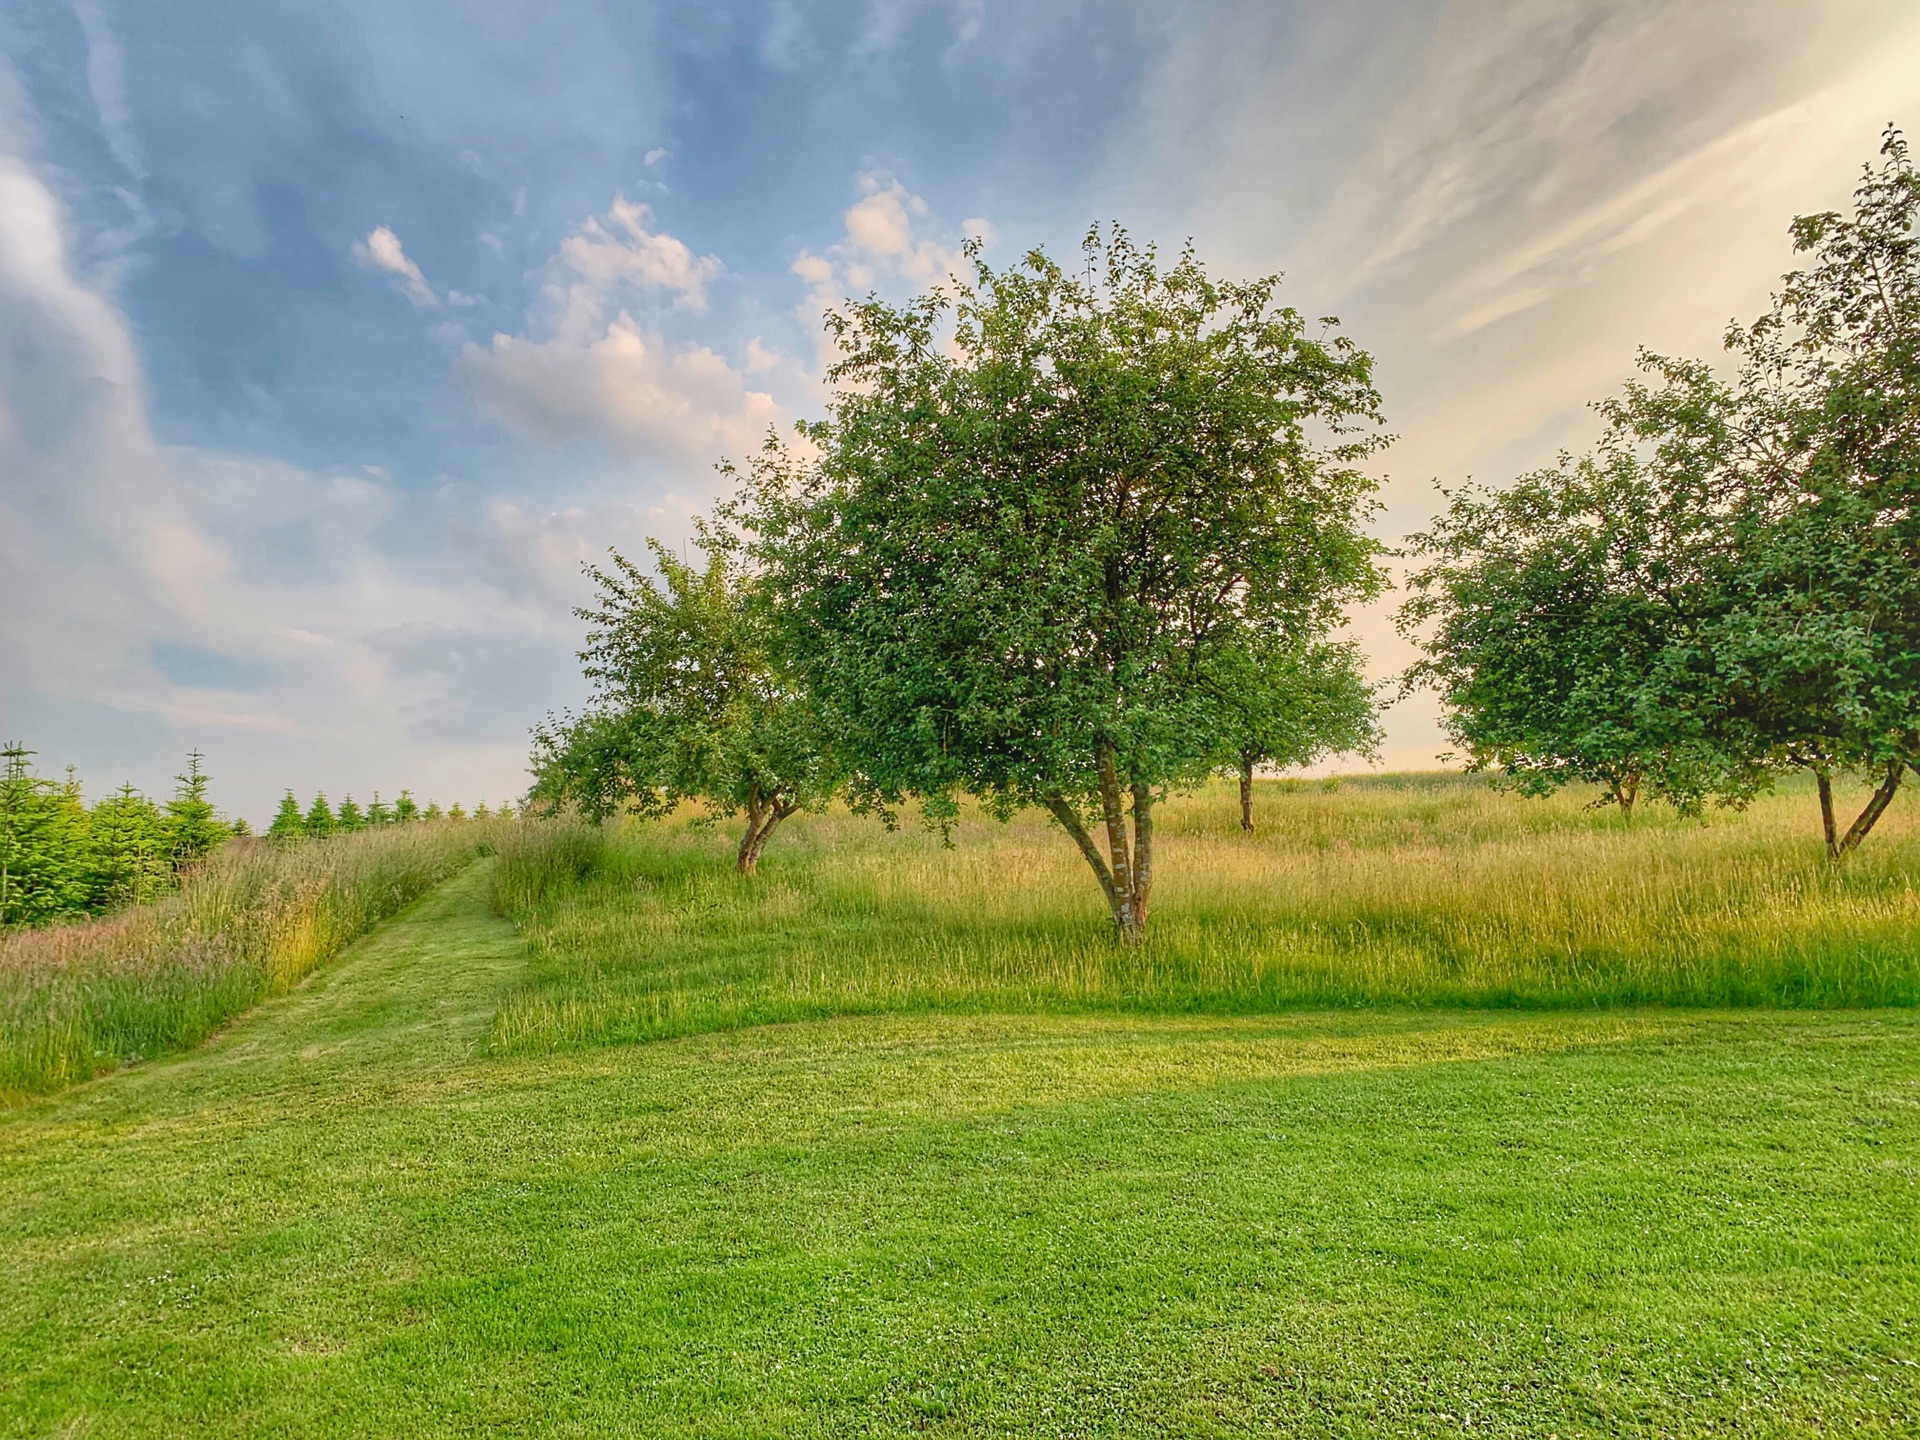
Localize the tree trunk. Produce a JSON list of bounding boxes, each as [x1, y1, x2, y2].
[[1816, 766, 1838, 858], [735, 793, 797, 876], [1044, 796, 1125, 926], [1835, 759, 1904, 858], [1044, 748, 1155, 943], [1239, 757, 1255, 834], [1129, 778, 1154, 935], [1094, 742, 1143, 942], [1616, 768, 1639, 822]]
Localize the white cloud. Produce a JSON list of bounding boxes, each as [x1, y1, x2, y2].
[[1106, 0, 1920, 768], [458, 314, 780, 460], [790, 173, 983, 370], [454, 196, 774, 463], [352, 224, 438, 307], [556, 196, 722, 310], [643, 146, 670, 166]]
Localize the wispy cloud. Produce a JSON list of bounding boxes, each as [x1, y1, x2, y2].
[[353, 224, 438, 307]]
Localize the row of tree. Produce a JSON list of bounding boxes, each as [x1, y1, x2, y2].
[[264, 791, 512, 840], [0, 747, 237, 927], [1401, 128, 1920, 859], [533, 132, 1918, 936], [531, 225, 1385, 939]]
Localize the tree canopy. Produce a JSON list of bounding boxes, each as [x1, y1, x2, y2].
[[530, 537, 838, 874], [1208, 639, 1378, 832]]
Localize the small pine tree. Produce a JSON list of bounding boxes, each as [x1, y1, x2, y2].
[[305, 792, 336, 838], [496, 801, 515, 820], [336, 795, 366, 831], [447, 802, 466, 822], [164, 750, 230, 870], [366, 792, 393, 827], [269, 792, 306, 842], [472, 802, 490, 821], [422, 800, 444, 821], [0, 743, 94, 925], [229, 816, 253, 837], [394, 790, 420, 824], [89, 783, 172, 908]]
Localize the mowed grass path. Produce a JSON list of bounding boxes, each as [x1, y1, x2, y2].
[[2, 865, 1918, 1436]]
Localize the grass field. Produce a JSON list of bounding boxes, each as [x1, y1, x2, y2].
[[2, 779, 1917, 1436], [489, 775, 1920, 1053]]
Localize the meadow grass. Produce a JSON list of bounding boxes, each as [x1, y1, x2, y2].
[[488, 773, 1920, 1053], [0, 821, 506, 1099], [1, 868, 1914, 1437]]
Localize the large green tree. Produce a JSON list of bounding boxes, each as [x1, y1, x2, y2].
[[531, 537, 838, 875], [1403, 130, 1920, 854], [736, 229, 1385, 938], [1704, 127, 1920, 856]]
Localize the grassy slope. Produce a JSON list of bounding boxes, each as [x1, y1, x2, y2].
[[2, 865, 1916, 1437]]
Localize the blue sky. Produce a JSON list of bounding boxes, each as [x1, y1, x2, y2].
[[2, 0, 1917, 820]]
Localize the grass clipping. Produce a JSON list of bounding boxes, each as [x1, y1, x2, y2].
[[0, 823, 504, 1099]]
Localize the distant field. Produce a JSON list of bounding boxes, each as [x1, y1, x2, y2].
[[487, 773, 1920, 1054], [2, 868, 1915, 1437]]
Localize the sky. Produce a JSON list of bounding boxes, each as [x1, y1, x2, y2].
[[2, 0, 1918, 823]]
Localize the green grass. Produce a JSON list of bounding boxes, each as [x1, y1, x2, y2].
[[488, 775, 1920, 1053], [0, 822, 504, 1100], [0, 864, 1915, 1436]]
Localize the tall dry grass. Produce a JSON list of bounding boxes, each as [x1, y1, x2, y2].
[[489, 773, 1920, 1053], [0, 822, 504, 1099]]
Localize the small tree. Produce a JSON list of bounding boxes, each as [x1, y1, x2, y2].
[[269, 792, 307, 842], [163, 750, 229, 870], [335, 795, 366, 832], [422, 800, 444, 821], [471, 802, 490, 821], [531, 538, 839, 875], [304, 793, 336, 838], [1209, 640, 1378, 832], [366, 793, 393, 827], [91, 783, 172, 907], [448, 803, 467, 822], [395, 790, 420, 824], [737, 229, 1385, 936], [0, 744, 93, 925]]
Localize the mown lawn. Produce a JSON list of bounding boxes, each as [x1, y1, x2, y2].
[[1, 861, 1915, 1437]]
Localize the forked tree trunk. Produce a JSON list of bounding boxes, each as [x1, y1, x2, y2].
[[735, 790, 797, 876], [1240, 756, 1255, 834], [1815, 759, 1904, 861], [1044, 741, 1155, 942], [1613, 768, 1640, 821]]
